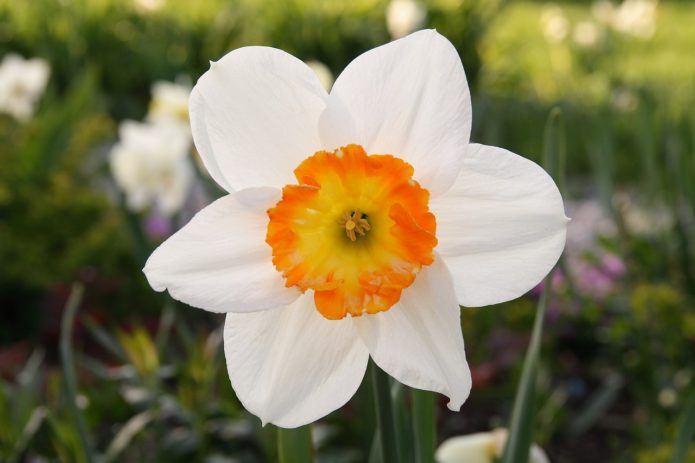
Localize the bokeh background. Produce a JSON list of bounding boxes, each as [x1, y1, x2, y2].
[[1, 0, 694, 461]]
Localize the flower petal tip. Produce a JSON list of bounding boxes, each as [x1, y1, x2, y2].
[[446, 401, 462, 412]]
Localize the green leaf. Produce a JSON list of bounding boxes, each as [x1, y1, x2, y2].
[[104, 411, 154, 462], [568, 373, 624, 436], [277, 425, 314, 463], [59, 283, 95, 463]]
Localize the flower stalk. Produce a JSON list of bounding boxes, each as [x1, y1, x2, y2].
[[412, 389, 436, 463], [372, 362, 400, 463], [277, 425, 314, 463], [501, 108, 566, 463]]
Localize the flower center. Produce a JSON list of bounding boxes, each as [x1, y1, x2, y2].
[[338, 210, 371, 242], [266, 144, 437, 320]]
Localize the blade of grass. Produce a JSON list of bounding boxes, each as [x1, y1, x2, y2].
[[568, 373, 624, 436], [59, 283, 95, 463], [104, 411, 154, 462], [277, 425, 314, 463]]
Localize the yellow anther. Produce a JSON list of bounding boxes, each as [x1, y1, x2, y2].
[[339, 211, 370, 242]]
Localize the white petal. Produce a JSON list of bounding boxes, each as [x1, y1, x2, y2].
[[435, 433, 495, 463], [354, 255, 471, 410], [432, 143, 568, 307], [190, 47, 328, 192], [143, 190, 299, 313], [224, 293, 369, 428], [320, 30, 472, 196]]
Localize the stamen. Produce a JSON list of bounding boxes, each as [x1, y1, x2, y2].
[[339, 210, 371, 242]]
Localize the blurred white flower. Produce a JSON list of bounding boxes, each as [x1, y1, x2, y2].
[[133, 0, 164, 13], [612, 0, 657, 39], [592, 0, 616, 24], [573, 21, 602, 48], [436, 429, 550, 463], [305, 60, 334, 92], [0, 54, 50, 122], [147, 80, 191, 127], [386, 0, 427, 39], [110, 120, 193, 215], [540, 5, 569, 43], [657, 388, 677, 408], [610, 87, 639, 112], [614, 192, 674, 236]]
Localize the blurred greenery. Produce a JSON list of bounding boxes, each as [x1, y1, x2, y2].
[[0, 0, 693, 461]]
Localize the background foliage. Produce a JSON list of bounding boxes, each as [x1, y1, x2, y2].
[[0, 0, 693, 461]]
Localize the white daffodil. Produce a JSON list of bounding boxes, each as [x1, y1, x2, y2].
[[147, 80, 192, 127], [144, 30, 567, 428], [0, 54, 50, 122], [436, 429, 550, 463], [110, 119, 193, 215], [386, 0, 427, 39]]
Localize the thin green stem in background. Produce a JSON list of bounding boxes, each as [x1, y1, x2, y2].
[[59, 283, 95, 463], [502, 107, 565, 463], [500, 279, 550, 463], [277, 425, 314, 463], [412, 389, 436, 463], [371, 361, 400, 463], [543, 107, 566, 196]]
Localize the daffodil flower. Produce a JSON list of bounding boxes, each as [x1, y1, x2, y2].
[[144, 30, 567, 428], [110, 119, 193, 216], [436, 429, 550, 463], [0, 54, 50, 122]]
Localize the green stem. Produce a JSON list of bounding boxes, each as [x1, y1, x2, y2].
[[371, 362, 399, 463], [502, 107, 564, 463], [412, 389, 435, 463], [500, 276, 550, 463], [277, 425, 314, 463], [59, 283, 95, 463]]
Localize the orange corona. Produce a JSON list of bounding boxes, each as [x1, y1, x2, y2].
[[266, 144, 437, 320]]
